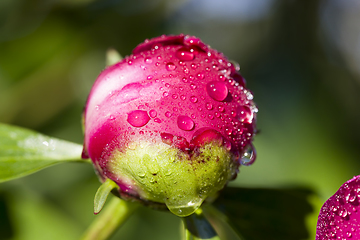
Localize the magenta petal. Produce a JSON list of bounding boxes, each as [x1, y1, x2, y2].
[[316, 175, 360, 240]]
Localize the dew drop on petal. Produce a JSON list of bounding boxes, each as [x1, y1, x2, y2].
[[197, 72, 204, 79], [165, 112, 172, 118], [144, 57, 152, 64], [166, 62, 176, 71], [206, 103, 213, 110], [175, 47, 195, 61], [240, 144, 256, 166], [206, 81, 228, 101], [190, 96, 198, 103], [149, 109, 157, 118], [154, 118, 162, 123], [177, 115, 195, 131], [127, 110, 150, 127], [190, 83, 197, 90], [237, 106, 253, 123]]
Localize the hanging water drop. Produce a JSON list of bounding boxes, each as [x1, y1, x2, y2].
[[240, 144, 256, 166]]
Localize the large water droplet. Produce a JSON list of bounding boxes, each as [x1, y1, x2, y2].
[[177, 115, 195, 131], [166, 62, 176, 71], [127, 110, 150, 127], [240, 144, 256, 166], [175, 47, 195, 61], [191, 128, 223, 147], [165, 197, 203, 217], [206, 81, 228, 101]]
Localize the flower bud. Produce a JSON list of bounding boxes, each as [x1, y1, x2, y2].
[[82, 34, 257, 216], [316, 175, 360, 239]]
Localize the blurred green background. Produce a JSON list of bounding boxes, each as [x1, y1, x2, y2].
[[1, 0, 360, 239]]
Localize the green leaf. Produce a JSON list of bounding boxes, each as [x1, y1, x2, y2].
[[94, 178, 118, 214], [210, 187, 314, 240], [0, 123, 87, 183], [202, 204, 242, 240]]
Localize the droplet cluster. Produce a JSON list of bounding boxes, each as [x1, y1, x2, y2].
[[316, 176, 360, 240], [120, 34, 258, 165]]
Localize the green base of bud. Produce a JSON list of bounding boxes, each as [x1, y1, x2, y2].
[[107, 141, 237, 217]]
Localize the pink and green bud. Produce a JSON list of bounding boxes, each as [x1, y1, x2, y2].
[[82, 34, 257, 216], [316, 175, 360, 239]]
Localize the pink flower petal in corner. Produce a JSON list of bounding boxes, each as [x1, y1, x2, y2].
[[316, 175, 360, 239]]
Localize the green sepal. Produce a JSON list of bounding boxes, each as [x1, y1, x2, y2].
[[106, 48, 123, 66], [0, 123, 88, 183], [94, 178, 119, 214]]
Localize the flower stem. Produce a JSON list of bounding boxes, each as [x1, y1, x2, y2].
[[182, 208, 221, 240], [81, 197, 140, 240]]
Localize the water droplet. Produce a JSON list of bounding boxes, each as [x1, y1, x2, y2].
[[149, 109, 157, 118], [180, 95, 186, 100], [197, 72, 204, 79], [154, 118, 162, 123], [166, 62, 176, 71], [182, 77, 188, 83], [147, 75, 153, 80], [165, 197, 203, 217], [175, 47, 195, 61], [163, 92, 169, 97], [144, 57, 152, 64], [138, 172, 146, 178], [218, 105, 225, 112], [161, 132, 174, 145], [127, 110, 150, 127], [206, 103, 213, 110], [172, 94, 178, 99], [191, 63, 197, 69], [240, 144, 256, 166], [206, 81, 228, 101], [177, 115, 195, 131], [190, 96, 198, 103], [237, 106, 253, 123], [190, 83, 197, 90], [165, 112, 172, 118]]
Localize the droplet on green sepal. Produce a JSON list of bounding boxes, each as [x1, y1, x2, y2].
[[165, 197, 203, 217]]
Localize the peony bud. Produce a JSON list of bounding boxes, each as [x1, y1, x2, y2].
[[316, 175, 360, 239], [82, 34, 257, 217]]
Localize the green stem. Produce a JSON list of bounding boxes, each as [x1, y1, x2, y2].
[[182, 208, 221, 240], [81, 197, 140, 240]]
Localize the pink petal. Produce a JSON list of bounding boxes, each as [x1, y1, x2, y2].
[[316, 175, 360, 240]]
